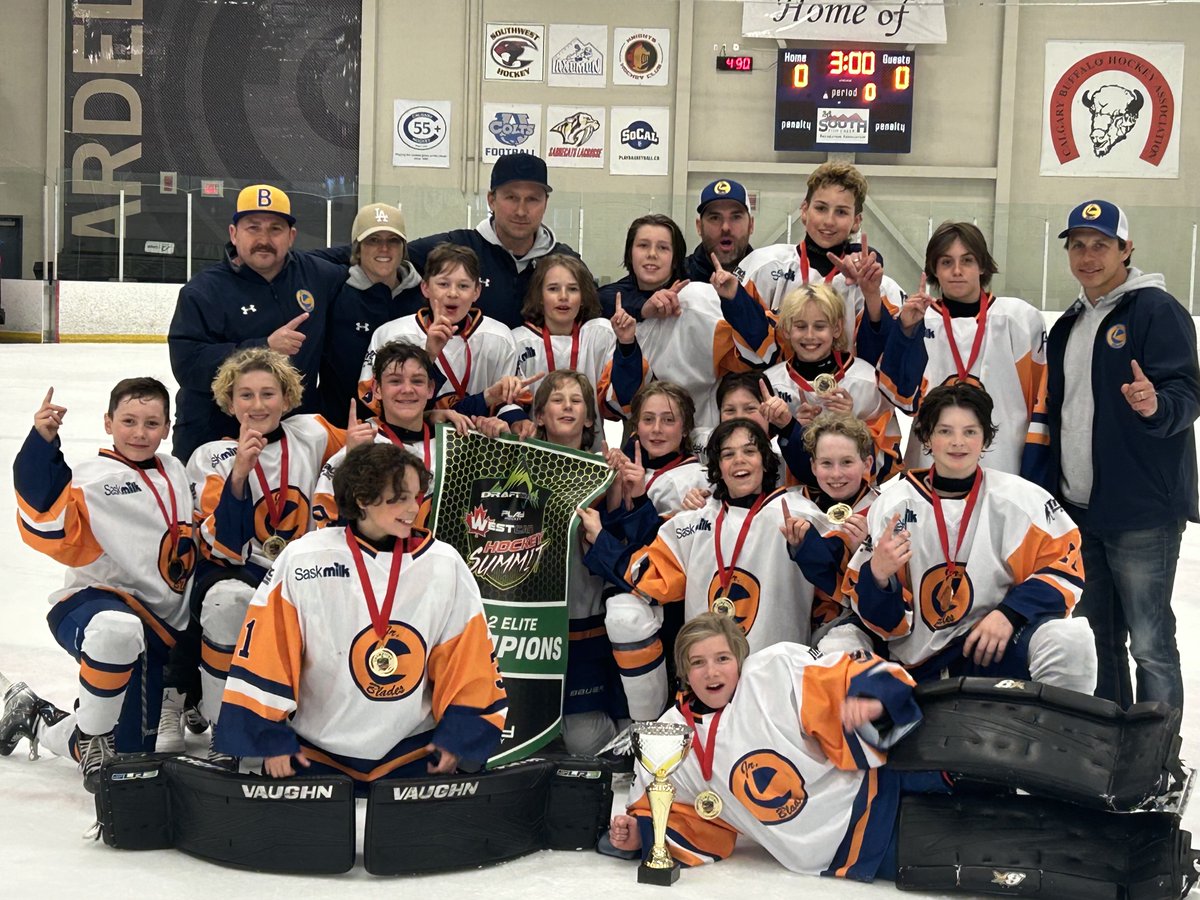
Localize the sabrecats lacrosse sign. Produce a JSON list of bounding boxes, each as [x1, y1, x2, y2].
[[429, 429, 613, 765], [1041, 41, 1183, 178]]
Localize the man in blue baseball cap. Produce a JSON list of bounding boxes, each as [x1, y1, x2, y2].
[[686, 178, 755, 281], [406, 153, 581, 328], [1043, 199, 1199, 712]]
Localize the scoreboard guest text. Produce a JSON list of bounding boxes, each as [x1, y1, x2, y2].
[[775, 47, 915, 153]]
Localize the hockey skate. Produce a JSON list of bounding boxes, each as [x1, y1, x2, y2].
[[205, 735, 238, 771], [155, 687, 187, 753], [0, 680, 68, 761], [77, 729, 115, 794]]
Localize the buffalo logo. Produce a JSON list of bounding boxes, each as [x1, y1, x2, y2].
[[918, 563, 974, 631], [348, 622, 427, 701], [991, 870, 1028, 886], [488, 112, 536, 147], [295, 289, 315, 313], [158, 525, 197, 593], [464, 466, 549, 590], [491, 36, 538, 73], [252, 486, 311, 550], [1081, 85, 1143, 157], [1106, 323, 1127, 348], [550, 112, 601, 147], [620, 121, 659, 150], [729, 750, 807, 824], [706, 568, 760, 634], [1082, 203, 1104, 220]]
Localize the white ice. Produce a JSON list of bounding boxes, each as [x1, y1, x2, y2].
[[0, 344, 1195, 899]]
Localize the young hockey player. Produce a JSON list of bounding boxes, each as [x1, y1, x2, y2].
[[2, 378, 194, 791], [216, 442, 507, 784]]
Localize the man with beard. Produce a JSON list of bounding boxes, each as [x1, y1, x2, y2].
[[685, 179, 755, 282], [167, 184, 346, 462]]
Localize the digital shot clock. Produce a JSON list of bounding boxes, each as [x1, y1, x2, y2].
[[774, 46, 915, 153], [716, 54, 754, 72]]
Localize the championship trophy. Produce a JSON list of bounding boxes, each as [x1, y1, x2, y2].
[[630, 721, 693, 886]]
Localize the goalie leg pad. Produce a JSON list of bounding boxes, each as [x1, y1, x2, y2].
[[543, 754, 613, 850], [886, 676, 1182, 810], [164, 756, 355, 874], [896, 794, 1199, 900], [364, 760, 552, 875], [94, 751, 176, 850]]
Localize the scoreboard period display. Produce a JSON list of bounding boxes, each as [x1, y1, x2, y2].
[[775, 46, 915, 153]]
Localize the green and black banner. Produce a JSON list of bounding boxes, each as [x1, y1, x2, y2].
[[429, 430, 613, 765]]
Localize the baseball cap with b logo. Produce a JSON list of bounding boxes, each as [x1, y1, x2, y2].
[[352, 203, 407, 242], [1058, 199, 1129, 240], [233, 184, 296, 226]]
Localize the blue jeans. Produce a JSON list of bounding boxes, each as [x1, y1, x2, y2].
[[1068, 509, 1184, 711]]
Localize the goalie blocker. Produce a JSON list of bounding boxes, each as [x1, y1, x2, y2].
[[887, 677, 1187, 811], [96, 752, 611, 875], [896, 794, 1200, 899]]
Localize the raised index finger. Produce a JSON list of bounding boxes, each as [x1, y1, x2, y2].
[[709, 252, 725, 273], [917, 273, 927, 295], [43, 387, 54, 406], [1130, 359, 1146, 382], [759, 379, 772, 401], [614, 292, 623, 314], [860, 231, 870, 261], [782, 498, 792, 520], [521, 372, 546, 387], [348, 398, 359, 427], [286, 312, 309, 329]]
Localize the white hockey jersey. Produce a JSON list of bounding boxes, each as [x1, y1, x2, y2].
[[189, 415, 344, 569], [217, 526, 507, 776], [844, 468, 1083, 667], [358, 308, 517, 413], [512, 318, 618, 403], [877, 295, 1047, 476], [642, 455, 710, 517], [14, 432, 196, 636], [625, 488, 819, 649], [626, 643, 920, 879], [738, 242, 904, 351]]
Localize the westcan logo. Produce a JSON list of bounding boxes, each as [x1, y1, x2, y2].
[[464, 466, 549, 590]]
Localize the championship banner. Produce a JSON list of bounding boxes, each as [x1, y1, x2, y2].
[[1040, 41, 1183, 178], [429, 431, 614, 765], [742, 0, 947, 45]]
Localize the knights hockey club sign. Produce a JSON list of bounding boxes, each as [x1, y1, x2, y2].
[[430, 429, 613, 764]]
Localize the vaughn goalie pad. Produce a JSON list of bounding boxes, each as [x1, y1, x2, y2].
[[164, 757, 355, 874], [887, 677, 1184, 810], [896, 794, 1200, 900], [94, 752, 176, 849], [364, 758, 551, 875]]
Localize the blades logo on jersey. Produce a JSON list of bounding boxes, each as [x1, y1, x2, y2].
[[348, 622, 428, 701], [919, 563, 975, 631], [251, 487, 311, 545], [729, 750, 808, 825], [706, 567, 761, 635], [157, 524, 197, 592]]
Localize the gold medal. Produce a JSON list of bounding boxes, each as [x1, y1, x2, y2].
[[827, 502, 853, 524], [813, 373, 838, 396], [369, 645, 398, 677], [695, 790, 723, 820], [710, 596, 736, 618], [262, 535, 288, 559]]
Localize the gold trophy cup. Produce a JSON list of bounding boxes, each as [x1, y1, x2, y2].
[[630, 721, 693, 886]]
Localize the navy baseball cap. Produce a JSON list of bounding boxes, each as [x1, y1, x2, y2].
[[1058, 200, 1129, 240], [697, 179, 749, 215], [490, 153, 552, 193]]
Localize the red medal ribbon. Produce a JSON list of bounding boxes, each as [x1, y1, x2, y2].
[[113, 452, 179, 557], [681, 703, 725, 781], [797, 242, 838, 286], [644, 454, 692, 494], [541, 322, 581, 373], [377, 419, 432, 473], [714, 493, 769, 592], [252, 434, 289, 532], [937, 291, 991, 382], [928, 467, 984, 576], [786, 350, 851, 394], [345, 527, 405, 643]]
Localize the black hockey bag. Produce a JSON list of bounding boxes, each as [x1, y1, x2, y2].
[[887, 677, 1185, 810], [896, 794, 1200, 900]]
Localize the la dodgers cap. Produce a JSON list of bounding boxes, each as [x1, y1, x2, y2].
[[232, 184, 296, 226], [1058, 200, 1129, 241], [490, 153, 552, 193], [697, 179, 750, 215], [352, 203, 407, 242]]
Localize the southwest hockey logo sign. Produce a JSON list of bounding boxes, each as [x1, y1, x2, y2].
[[463, 466, 548, 591], [485, 24, 544, 81], [430, 429, 614, 765]]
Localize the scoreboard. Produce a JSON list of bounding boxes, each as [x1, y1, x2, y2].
[[775, 47, 915, 153]]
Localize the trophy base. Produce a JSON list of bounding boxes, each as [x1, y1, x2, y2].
[[637, 861, 680, 886]]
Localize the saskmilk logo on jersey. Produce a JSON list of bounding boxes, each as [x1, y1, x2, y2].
[[729, 750, 807, 824], [464, 466, 548, 590]]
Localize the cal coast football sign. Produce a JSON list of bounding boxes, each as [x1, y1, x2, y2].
[[429, 429, 613, 764]]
